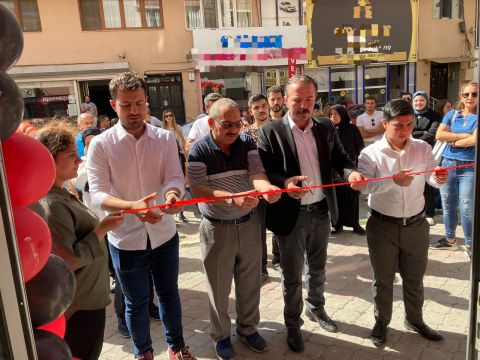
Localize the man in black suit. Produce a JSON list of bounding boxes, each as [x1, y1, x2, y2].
[[257, 75, 366, 352]]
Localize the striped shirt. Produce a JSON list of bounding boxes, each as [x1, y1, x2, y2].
[[188, 133, 265, 220]]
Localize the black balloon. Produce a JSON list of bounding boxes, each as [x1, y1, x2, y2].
[[0, 4, 24, 71], [34, 330, 72, 360], [26, 255, 76, 327], [0, 71, 23, 140]]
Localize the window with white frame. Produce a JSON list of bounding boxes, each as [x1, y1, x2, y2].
[[433, 0, 462, 19], [184, 0, 252, 29]]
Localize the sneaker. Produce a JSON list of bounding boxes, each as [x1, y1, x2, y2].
[[236, 330, 268, 352], [430, 238, 457, 250], [168, 346, 196, 360], [215, 337, 235, 360], [272, 262, 281, 272], [464, 246, 472, 259], [135, 351, 153, 359], [149, 304, 161, 321], [426, 217, 435, 226], [118, 318, 130, 338], [110, 277, 116, 293]]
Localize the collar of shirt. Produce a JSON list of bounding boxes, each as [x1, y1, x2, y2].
[[114, 122, 156, 141], [377, 134, 413, 155], [287, 113, 314, 132]]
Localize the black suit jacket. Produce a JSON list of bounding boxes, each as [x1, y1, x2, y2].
[[257, 115, 356, 236], [412, 108, 442, 147]]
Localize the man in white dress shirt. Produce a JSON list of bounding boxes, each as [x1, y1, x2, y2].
[[357, 99, 448, 347], [356, 96, 385, 145], [185, 92, 223, 153], [87, 72, 196, 360]]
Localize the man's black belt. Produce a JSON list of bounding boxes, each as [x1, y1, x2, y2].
[[370, 209, 425, 226], [203, 212, 252, 225], [299, 199, 328, 212]]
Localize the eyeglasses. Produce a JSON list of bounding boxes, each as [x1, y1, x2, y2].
[[462, 92, 478, 99], [213, 117, 243, 129], [165, 114, 174, 118]]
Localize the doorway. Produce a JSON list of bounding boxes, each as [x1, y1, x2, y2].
[[146, 74, 186, 125], [430, 62, 449, 100], [80, 80, 117, 119], [388, 64, 406, 100]]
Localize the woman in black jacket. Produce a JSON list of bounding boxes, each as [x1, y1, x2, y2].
[[328, 105, 365, 234], [412, 91, 442, 225]]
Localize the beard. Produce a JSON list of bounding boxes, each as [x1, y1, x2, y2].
[[270, 104, 282, 113]]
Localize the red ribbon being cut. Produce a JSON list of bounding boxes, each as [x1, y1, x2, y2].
[[121, 162, 475, 214]]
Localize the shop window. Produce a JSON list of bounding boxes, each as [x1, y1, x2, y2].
[[0, 0, 41, 31], [433, 0, 462, 18], [364, 65, 387, 105], [78, 0, 163, 30], [201, 72, 250, 109], [185, 0, 251, 29], [330, 67, 356, 104]]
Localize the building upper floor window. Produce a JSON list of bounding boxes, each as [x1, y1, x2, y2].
[[433, 0, 462, 18], [0, 0, 41, 31], [185, 0, 252, 29], [78, 0, 163, 30]]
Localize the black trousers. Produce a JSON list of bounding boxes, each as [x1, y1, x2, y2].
[[424, 183, 436, 218], [64, 308, 106, 360]]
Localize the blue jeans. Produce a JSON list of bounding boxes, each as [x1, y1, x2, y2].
[[109, 234, 184, 356], [440, 158, 474, 248]]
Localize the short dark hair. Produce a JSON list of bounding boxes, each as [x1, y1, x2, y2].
[[383, 99, 414, 121], [266, 85, 284, 98], [109, 72, 147, 100], [285, 75, 318, 94], [365, 96, 377, 103], [98, 115, 109, 123], [248, 94, 268, 107], [400, 91, 413, 98]]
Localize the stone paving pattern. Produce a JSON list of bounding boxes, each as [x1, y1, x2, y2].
[[100, 205, 470, 360]]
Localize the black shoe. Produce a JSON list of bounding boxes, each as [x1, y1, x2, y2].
[[261, 271, 269, 285], [371, 321, 388, 346], [353, 225, 366, 235], [272, 260, 281, 272], [331, 225, 343, 234], [305, 308, 338, 332], [178, 212, 189, 223], [149, 304, 161, 321], [118, 318, 130, 338], [404, 320, 444, 341], [286, 328, 304, 352]]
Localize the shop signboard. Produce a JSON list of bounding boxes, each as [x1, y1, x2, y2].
[[192, 26, 307, 72], [306, 0, 418, 67]]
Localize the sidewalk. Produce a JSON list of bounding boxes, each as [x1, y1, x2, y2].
[[100, 208, 470, 360]]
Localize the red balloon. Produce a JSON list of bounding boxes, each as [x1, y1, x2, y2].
[[37, 314, 66, 339], [13, 206, 52, 282], [2, 133, 55, 206]]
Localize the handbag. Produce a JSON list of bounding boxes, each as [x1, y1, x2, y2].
[[432, 110, 457, 165]]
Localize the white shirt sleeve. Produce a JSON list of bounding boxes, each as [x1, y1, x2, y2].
[[357, 146, 395, 194], [86, 138, 112, 209], [72, 158, 88, 190]]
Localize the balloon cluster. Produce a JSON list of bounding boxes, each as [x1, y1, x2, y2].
[[0, 4, 75, 359]]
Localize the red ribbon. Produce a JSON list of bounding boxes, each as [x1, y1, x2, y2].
[[121, 162, 475, 214]]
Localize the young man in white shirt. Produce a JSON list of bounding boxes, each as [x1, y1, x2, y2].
[[356, 96, 385, 144], [185, 92, 223, 154], [87, 72, 196, 360], [356, 99, 448, 347]]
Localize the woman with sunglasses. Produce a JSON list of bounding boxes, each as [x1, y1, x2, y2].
[[431, 82, 478, 258], [162, 109, 189, 223]]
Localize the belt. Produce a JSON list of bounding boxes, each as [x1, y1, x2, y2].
[[370, 209, 425, 226], [203, 212, 252, 225], [299, 199, 328, 212]]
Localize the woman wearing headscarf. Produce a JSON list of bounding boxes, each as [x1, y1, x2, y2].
[[328, 105, 365, 234], [412, 91, 442, 225]]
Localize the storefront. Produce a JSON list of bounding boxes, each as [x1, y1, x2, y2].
[[305, 0, 418, 107], [192, 25, 307, 110]]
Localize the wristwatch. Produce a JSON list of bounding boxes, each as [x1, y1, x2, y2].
[[226, 194, 234, 207]]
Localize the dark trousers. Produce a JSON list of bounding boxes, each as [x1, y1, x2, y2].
[[272, 234, 280, 264], [424, 183, 436, 218], [277, 207, 331, 328], [257, 199, 268, 273], [114, 271, 156, 321], [109, 234, 184, 356], [64, 308, 106, 360], [366, 214, 429, 325]]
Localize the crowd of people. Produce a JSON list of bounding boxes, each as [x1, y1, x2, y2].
[[16, 72, 478, 360]]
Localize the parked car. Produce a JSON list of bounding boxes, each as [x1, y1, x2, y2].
[[279, 1, 296, 12]]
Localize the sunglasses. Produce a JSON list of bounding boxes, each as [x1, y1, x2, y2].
[[213, 117, 243, 129], [165, 114, 174, 118], [462, 92, 478, 99]]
